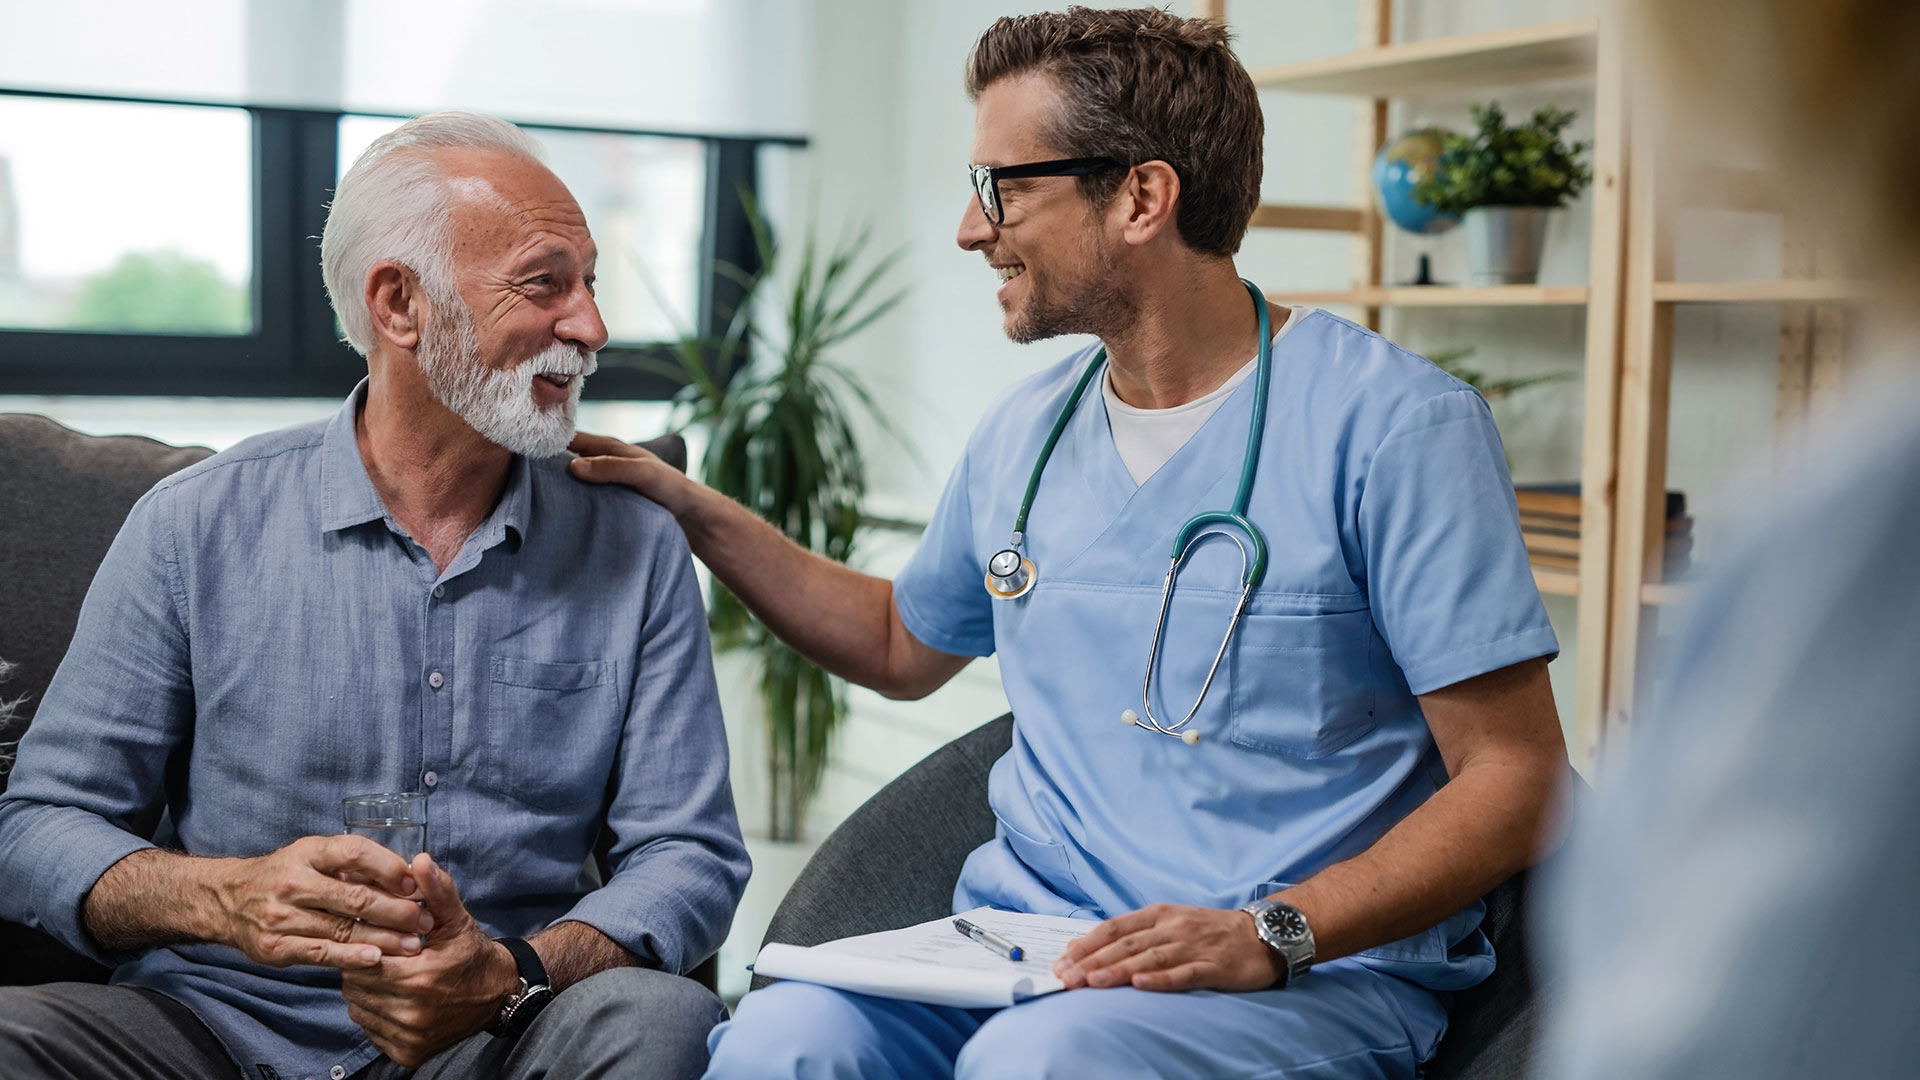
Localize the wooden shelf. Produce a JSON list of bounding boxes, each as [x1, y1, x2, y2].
[[1250, 203, 1370, 233], [1533, 566, 1581, 597], [1266, 284, 1590, 308], [1654, 280, 1875, 304], [1640, 580, 1695, 607], [1248, 18, 1598, 97]]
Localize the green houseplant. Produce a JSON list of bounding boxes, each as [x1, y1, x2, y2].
[[1414, 103, 1592, 286], [1428, 345, 1575, 471], [657, 199, 908, 842], [1428, 345, 1573, 403]]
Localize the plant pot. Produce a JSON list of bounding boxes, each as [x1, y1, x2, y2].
[[1463, 206, 1553, 285]]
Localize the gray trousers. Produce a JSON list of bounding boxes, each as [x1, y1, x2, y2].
[[0, 968, 725, 1080]]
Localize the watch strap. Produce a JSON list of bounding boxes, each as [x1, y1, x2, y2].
[[497, 935, 550, 989], [488, 936, 554, 1038]]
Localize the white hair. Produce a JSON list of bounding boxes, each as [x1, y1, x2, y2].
[[320, 111, 546, 356]]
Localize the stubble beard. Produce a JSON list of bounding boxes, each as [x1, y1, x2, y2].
[[416, 299, 598, 459], [1003, 228, 1138, 345]]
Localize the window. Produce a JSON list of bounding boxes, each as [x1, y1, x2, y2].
[[0, 96, 253, 336], [0, 89, 789, 400]]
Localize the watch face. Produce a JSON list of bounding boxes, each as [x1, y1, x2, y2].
[[1262, 906, 1310, 944]]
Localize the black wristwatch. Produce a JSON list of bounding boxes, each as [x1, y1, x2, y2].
[[487, 936, 554, 1039], [1238, 900, 1316, 987]]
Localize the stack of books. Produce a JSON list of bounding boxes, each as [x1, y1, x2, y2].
[[1515, 483, 1692, 577]]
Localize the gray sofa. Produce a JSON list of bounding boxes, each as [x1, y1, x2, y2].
[[760, 722, 1564, 1080], [0, 412, 702, 988], [0, 415, 217, 986]]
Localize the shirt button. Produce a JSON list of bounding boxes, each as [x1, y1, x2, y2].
[[423, 771, 439, 788], [428, 671, 444, 689], [331, 1067, 346, 1080], [433, 584, 445, 598]]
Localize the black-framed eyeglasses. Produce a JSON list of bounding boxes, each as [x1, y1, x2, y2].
[[967, 157, 1122, 225]]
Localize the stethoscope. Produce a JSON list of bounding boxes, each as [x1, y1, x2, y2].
[[984, 279, 1271, 747]]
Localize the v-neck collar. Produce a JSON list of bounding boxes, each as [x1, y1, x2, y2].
[[1047, 349, 1263, 583]]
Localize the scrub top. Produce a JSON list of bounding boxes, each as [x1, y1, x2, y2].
[[893, 309, 1558, 993]]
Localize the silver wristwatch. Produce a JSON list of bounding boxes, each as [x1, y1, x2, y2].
[[1239, 899, 1315, 987]]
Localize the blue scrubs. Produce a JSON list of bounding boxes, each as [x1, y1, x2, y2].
[[707, 311, 1558, 1079]]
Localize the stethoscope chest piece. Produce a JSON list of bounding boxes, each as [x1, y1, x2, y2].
[[984, 545, 1036, 600]]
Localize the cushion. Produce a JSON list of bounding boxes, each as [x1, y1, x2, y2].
[[0, 414, 214, 772]]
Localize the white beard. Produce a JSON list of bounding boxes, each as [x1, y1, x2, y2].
[[417, 303, 598, 459]]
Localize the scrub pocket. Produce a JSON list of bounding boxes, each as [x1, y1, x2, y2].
[[481, 656, 620, 810], [1228, 610, 1376, 757], [997, 814, 1084, 900]]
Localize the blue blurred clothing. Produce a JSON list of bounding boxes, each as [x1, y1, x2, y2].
[[0, 383, 750, 1080], [893, 310, 1557, 992], [1535, 371, 1920, 1078]]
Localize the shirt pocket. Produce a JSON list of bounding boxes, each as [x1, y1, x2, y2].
[[482, 656, 621, 810], [1228, 610, 1376, 758]]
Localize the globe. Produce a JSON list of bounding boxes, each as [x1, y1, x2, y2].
[[1372, 128, 1460, 236]]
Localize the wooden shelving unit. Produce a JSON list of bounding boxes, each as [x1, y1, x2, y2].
[[1246, 18, 1599, 97], [1639, 581, 1694, 607], [1533, 567, 1582, 598], [1219, 3, 1872, 772], [1601, 98, 1861, 758], [1210, 3, 1876, 772], [1653, 280, 1873, 304], [1206, 1, 1629, 771], [1266, 284, 1590, 308]]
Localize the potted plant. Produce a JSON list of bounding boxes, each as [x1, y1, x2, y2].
[[1414, 103, 1592, 285], [655, 198, 908, 842]]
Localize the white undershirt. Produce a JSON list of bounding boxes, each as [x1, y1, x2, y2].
[[1101, 305, 1308, 485]]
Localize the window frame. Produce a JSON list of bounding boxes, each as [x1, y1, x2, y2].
[[0, 87, 796, 400]]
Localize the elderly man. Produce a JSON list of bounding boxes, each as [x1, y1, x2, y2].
[[0, 112, 748, 1080]]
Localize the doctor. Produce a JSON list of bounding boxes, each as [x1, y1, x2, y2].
[[572, 8, 1567, 1078]]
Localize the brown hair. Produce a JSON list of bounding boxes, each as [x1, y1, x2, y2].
[[964, 6, 1264, 258]]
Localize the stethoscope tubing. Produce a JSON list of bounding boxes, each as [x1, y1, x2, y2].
[[985, 279, 1275, 746]]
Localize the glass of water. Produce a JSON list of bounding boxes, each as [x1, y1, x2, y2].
[[342, 791, 428, 862]]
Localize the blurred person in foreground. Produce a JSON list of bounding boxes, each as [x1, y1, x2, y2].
[[1536, 2, 1920, 1077], [0, 112, 748, 1080]]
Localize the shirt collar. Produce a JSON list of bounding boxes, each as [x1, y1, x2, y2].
[[319, 379, 533, 550]]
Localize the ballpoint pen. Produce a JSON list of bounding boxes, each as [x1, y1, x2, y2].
[[953, 916, 1025, 961]]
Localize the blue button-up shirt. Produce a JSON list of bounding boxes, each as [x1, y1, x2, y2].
[[0, 385, 750, 1080]]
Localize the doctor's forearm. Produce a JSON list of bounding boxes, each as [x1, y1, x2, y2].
[[1275, 753, 1562, 964], [677, 483, 963, 697]]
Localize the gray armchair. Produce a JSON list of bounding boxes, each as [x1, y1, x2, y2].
[[0, 413, 707, 988], [760, 714, 1564, 1080], [0, 414, 215, 986]]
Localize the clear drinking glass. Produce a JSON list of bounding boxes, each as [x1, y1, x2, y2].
[[342, 792, 428, 861]]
